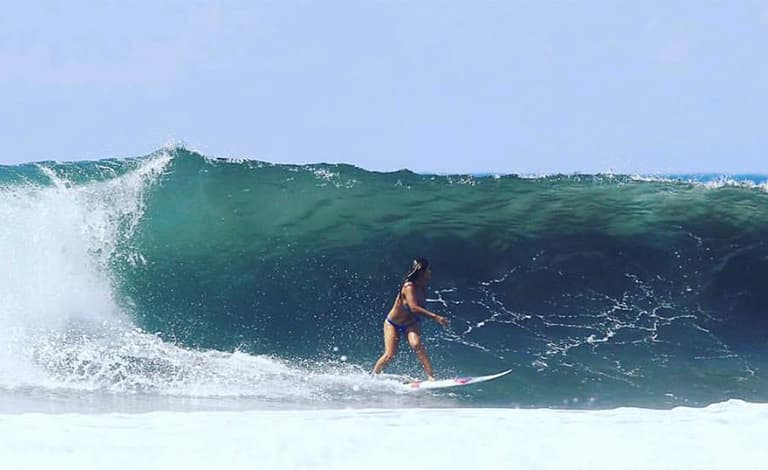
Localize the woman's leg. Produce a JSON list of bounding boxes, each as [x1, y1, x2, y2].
[[406, 324, 435, 380], [372, 320, 399, 374]]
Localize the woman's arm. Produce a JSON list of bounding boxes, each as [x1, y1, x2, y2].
[[404, 285, 449, 327]]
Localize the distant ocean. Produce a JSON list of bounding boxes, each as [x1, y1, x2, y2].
[[1, 147, 766, 469]]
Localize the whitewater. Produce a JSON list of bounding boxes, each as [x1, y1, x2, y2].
[[1, 147, 766, 469], [3, 402, 767, 470]]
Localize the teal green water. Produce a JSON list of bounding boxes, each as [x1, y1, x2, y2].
[[2, 148, 767, 408]]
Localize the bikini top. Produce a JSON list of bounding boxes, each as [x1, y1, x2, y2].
[[398, 281, 418, 313]]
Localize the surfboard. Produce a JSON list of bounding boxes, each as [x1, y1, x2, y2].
[[406, 368, 512, 390]]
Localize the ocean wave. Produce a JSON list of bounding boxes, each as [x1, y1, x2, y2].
[[1, 148, 766, 407]]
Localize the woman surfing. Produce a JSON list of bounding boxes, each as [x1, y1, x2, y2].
[[372, 258, 449, 380]]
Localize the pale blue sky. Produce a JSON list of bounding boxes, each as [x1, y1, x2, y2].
[[1, 1, 766, 174]]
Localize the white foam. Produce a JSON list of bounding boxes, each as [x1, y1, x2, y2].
[[0, 158, 410, 399], [0, 154, 170, 388], [0, 400, 764, 470], [629, 174, 768, 191]]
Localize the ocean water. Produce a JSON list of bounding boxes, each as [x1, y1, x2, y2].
[[1, 147, 766, 468]]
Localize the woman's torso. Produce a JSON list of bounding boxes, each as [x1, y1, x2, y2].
[[387, 281, 424, 323]]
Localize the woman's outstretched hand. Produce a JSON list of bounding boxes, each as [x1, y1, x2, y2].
[[435, 315, 449, 328]]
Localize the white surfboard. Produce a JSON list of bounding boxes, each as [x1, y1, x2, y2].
[[406, 369, 512, 390]]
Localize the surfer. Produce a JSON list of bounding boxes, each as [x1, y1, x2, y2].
[[372, 258, 449, 380]]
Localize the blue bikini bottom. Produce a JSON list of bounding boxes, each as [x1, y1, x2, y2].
[[386, 316, 420, 335]]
